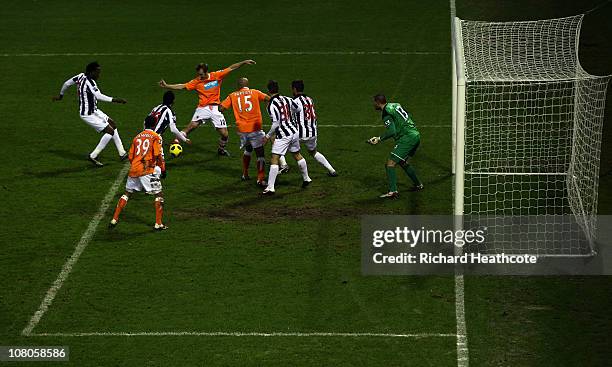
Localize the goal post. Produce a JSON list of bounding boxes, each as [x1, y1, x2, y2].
[[452, 15, 611, 256]]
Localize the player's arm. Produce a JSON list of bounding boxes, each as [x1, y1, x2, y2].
[[219, 95, 232, 113], [167, 111, 190, 144], [227, 59, 256, 71], [90, 85, 127, 104], [380, 118, 396, 141], [159, 79, 186, 90], [368, 118, 395, 145], [52, 75, 78, 101]]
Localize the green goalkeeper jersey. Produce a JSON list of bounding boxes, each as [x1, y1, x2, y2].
[[380, 102, 419, 141]]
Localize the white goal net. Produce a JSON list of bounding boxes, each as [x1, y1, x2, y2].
[[452, 15, 610, 256]]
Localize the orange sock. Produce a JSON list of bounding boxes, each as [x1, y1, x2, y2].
[[242, 153, 251, 177], [257, 157, 265, 182], [154, 197, 164, 225], [112, 195, 129, 221]]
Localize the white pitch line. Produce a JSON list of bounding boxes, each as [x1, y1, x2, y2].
[[455, 274, 469, 367], [22, 163, 130, 336], [318, 124, 448, 128], [30, 331, 456, 338], [0, 51, 447, 57]]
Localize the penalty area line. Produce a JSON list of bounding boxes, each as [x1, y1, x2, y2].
[[0, 51, 446, 57], [21, 162, 130, 337], [29, 331, 457, 338]]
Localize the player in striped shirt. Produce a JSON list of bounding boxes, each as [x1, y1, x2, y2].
[[262, 80, 312, 195], [148, 91, 190, 145], [109, 115, 168, 230], [159, 60, 256, 156], [52, 61, 128, 167], [281, 80, 337, 176]]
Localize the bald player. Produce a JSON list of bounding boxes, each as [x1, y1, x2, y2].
[[220, 77, 270, 186]]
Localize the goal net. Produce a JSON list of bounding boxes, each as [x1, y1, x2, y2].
[[452, 15, 610, 256]]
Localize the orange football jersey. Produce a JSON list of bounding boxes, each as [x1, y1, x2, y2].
[[128, 129, 165, 177], [184, 69, 232, 107], [221, 87, 268, 133]]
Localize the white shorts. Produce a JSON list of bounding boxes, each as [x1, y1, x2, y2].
[[271, 133, 301, 156], [239, 130, 265, 150], [80, 109, 110, 133], [300, 136, 318, 151], [126, 167, 163, 195], [191, 105, 227, 129]]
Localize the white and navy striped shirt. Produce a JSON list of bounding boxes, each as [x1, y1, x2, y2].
[[149, 104, 176, 135], [59, 73, 113, 116], [292, 94, 318, 138], [267, 95, 298, 139]]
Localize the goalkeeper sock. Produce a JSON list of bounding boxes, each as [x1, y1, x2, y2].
[[279, 155, 288, 168], [154, 197, 164, 225], [112, 194, 129, 221], [266, 164, 279, 191], [313, 152, 335, 173], [401, 164, 421, 186], [386, 166, 398, 192], [257, 157, 266, 182], [90, 133, 113, 159], [242, 151, 252, 177]]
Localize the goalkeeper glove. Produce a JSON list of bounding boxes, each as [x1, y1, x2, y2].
[[367, 136, 381, 145]]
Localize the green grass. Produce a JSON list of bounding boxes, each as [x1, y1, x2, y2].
[[1, 0, 611, 366]]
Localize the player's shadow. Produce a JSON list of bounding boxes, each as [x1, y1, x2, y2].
[[21, 165, 100, 179], [48, 148, 89, 162]]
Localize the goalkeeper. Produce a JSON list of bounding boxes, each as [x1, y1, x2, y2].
[[368, 94, 423, 198]]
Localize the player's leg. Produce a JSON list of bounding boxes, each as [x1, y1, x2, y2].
[[291, 136, 312, 187], [109, 188, 133, 227], [82, 113, 114, 166], [181, 121, 201, 137], [216, 127, 230, 156], [154, 193, 167, 230], [279, 155, 289, 174], [263, 153, 281, 195], [380, 158, 399, 199], [250, 131, 267, 186], [242, 142, 253, 180], [104, 114, 127, 160], [396, 136, 423, 191], [143, 170, 166, 230], [306, 137, 337, 177]]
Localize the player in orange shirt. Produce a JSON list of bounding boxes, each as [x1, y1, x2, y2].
[[159, 60, 256, 156], [109, 115, 168, 231], [220, 77, 270, 186]]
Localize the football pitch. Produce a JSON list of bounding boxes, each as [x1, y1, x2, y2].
[[1, 0, 611, 366]]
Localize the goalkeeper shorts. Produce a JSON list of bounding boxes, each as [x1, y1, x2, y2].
[[389, 134, 420, 163]]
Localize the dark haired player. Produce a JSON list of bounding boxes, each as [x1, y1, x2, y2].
[[367, 94, 423, 198], [278, 80, 337, 176], [158, 60, 256, 155], [262, 80, 311, 195], [148, 91, 190, 144], [52, 61, 128, 167], [110, 115, 167, 230]]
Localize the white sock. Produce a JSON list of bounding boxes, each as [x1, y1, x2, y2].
[[266, 164, 279, 191], [314, 152, 335, 173], [279, 155, 288, 167], [296, 158, 311, 181], [90, 133, 113, 159], [112, 130, 126, 156]]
